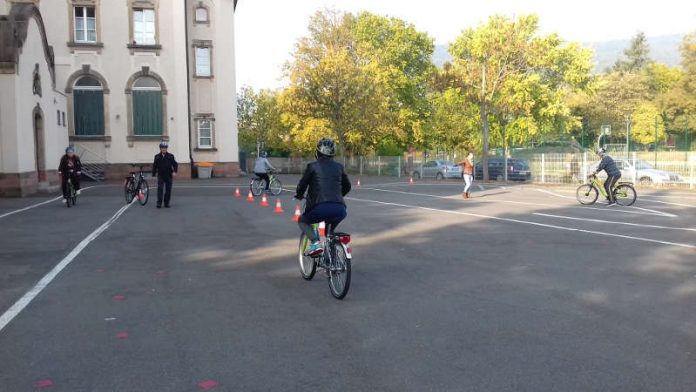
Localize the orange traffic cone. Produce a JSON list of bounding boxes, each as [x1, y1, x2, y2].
[[409, 177, 414, 184], [260, 193, 269, 207], [274, 198, 284, 213], [234, 187, 241, 197], [247, 191, 254, 202], [357, 179, 361, 187], [292, 204, 301, 222], [318, 221, 326, 237]]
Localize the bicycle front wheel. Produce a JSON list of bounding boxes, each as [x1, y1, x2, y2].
[[250, 178, 264, 196], [327, 242, 351, 300], [137, 179, 149, 206], [298, 234, 316, 280], [269, 178, 282, 196], [576, 184, 598, 205], [124, 179, 135, 204], [614, 184, 636, 206]]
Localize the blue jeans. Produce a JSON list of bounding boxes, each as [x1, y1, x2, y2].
[[298, 202, 347, 242]]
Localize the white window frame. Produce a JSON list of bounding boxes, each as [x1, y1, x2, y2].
[[74, 6, 97, 43], [133, 8, 156, 45], [197, 119, 213, 149], [195, 47, 211, 77]]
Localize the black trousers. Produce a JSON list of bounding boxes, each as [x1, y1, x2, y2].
[[157, 175, 173, 206], [255, 172, 270, 190], [605, 175, 620, 203], [61, 172, 80, 198]]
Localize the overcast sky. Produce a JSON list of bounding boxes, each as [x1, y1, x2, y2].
[[234, 0, 696, 90]]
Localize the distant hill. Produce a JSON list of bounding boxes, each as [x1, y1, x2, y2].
[[432, 34, 684, 73]]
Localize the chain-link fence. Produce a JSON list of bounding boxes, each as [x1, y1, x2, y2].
[[247, 152, 696, 189]]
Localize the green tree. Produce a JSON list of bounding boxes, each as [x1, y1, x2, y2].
[[283, 9, 392, 158], [428, 87, 480, 153], [449, 14, 594, 180], [631, 102, 665, 146], [237, 87, 288, 155], [613, 31, 652, 73]]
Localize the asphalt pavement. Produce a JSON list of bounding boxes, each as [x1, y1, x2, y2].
[[1, 177, 695, 391]]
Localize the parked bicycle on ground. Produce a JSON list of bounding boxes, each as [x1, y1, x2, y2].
[[576, 174, 636, 206], [124, 165, 150, 206]]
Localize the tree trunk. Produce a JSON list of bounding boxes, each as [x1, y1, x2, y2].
[[481, 100, 490, 181]]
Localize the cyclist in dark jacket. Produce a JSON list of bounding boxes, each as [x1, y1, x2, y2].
[[58, 146, 82, 203], [591, 147, 622, 206], [152, 142, 178, 208], [294, 137, 351, 257]]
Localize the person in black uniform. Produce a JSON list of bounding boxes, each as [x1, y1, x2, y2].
[[591, 147, 622, 207], [152, 142, 178, 208]]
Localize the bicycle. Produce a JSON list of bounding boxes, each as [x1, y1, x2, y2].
[[64, 170, 78, 208], [124, 165, 150, 206], [250, 171, 282, 196], [298, 220, 353, 300], [576, 174, 637, 206]]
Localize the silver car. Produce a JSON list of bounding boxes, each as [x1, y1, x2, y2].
[[414, 160, 463, 180], [616, 159, 684, 185]]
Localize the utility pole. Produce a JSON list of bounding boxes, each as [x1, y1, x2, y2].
[[625, 113, 631, 157], [654, 116, 658, 166]]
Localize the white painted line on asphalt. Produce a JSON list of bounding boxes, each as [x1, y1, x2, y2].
[[640, 198, 695, 208], [533, 188, 575, 200], [346, 196, 696, 249], [478, 184, 485, 191], [359, 187, 457, 200], [0, 185, 101, 220], [626, 205, 677, 218], [533, 213, 696, 232], [0, 202, 134, 334]]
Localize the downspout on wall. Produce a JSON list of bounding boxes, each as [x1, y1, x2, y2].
[[184, 1, 195, 178]]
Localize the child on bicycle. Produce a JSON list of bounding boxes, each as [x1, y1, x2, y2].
[[590, 147, 621, 206], [58, 146, 82, 203], [294, 138, 352, 257], [254, 151, 276, 192]]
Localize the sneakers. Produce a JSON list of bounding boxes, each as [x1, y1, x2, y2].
[[76, 190, 81, 195], [304, 241, 323, 257], [606, 202, 618, 207], [62, 198, 67, 204]]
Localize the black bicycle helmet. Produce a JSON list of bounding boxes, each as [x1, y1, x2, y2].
[[597, 147, 606, 156], [260, 151, 268, 158], [159, 141, 169, 148], [316, 137, 336, 157]]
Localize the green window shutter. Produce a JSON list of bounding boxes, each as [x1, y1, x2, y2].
[[133, 91, 163, 136], [73, 90, 104, 135]]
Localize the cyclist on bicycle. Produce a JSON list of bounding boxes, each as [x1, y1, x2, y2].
[[254, 151, 276, 192], [294, 138, 351, 257], [58, 146, 82, 203], [590, 147, 621, 206]]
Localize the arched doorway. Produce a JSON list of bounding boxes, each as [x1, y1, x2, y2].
[[33, 106, 46, 182]]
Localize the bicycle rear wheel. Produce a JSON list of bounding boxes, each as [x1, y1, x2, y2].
[[250, 178, 264, 196], [298, 234, 316, 280], [269, 178, 282, 196], [614, 184, 636, 206], [576, 184, 598, 205], [137, 179, 149, 206], [124, 178, 135, 204], [327, 242, 351, 300]]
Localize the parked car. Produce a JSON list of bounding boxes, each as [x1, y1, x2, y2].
[[474, 158, 531, 181], [612, 159, 683, 185], [413, 160, 463, 180]]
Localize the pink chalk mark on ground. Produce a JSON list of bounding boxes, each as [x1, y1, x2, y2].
[[36, 379, 54, 388], [198, 380, 218, 389], [116, 332, 129, 339], [95, 268, 105, 273], [112, 295, 126, 300], [155, 270, 166, 276]]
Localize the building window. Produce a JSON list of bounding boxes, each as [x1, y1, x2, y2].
[[132, 77, 163, 136], [198, 119, 213, 148], [57, 110, 61, 126], [73, 76, 105, 135], [195, 7, 208, 23], [195, 46, 211, 77], [74, 6, 97, 43], [133, 8, 156, 45], [62, 112, 67, 127]]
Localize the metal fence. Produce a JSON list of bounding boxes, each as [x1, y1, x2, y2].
[[248, 151, 696, 189]]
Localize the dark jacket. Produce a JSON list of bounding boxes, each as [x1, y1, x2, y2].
[[58, 155, 82, 174], [295, 158, 351, 212], [152, 152, 178, 178], [597, 155, 621, 177]]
